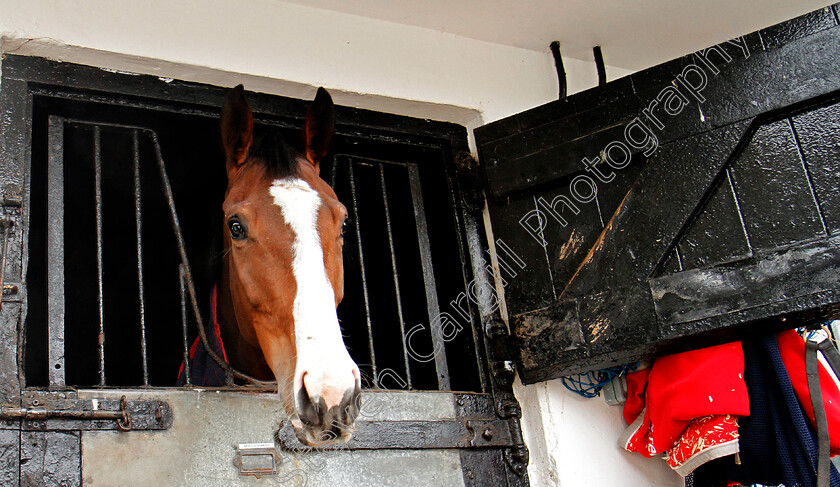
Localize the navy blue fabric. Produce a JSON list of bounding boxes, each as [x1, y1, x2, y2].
[[176, 331, 227, 387], [729, 334, 840, 487], [176, 290, 228, 387]]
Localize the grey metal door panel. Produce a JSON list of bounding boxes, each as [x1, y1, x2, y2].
[[81, 390, 466, 487], [0, 429, 20, 487], [21, 431, 80, 487]]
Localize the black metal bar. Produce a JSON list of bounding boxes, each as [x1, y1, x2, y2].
[[329, 158, 338, 189], [94, 126, 106, 386], [132, 130, 150, 386], [549, 41, 567, 99], [146, 130, 270, 385], [378, 163, 412, 388], [47, 116, 66, 387], [13, 56, 466, 144], [347, 158, 377, 382], [593, 46, 607, 85], [407, 165, 451, 390], [462, 214, 490, 394], [179, 264, 192, 386], [149, 132, 225, 383]]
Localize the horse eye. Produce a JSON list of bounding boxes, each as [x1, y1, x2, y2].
[[340, 218, 350, 236], [228, 219, 247, 240]]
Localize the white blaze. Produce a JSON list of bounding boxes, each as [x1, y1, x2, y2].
[[269, 178, 357, 409]]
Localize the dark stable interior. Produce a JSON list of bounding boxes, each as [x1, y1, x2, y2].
[[25, 93, 482, 392]]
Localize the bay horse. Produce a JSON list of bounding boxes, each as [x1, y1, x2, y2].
[[216, 85, 361, 445]]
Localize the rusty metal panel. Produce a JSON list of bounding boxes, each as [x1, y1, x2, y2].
[[0, 76, 30, 208], [0, 302, 22, 404], [10, 392, 172, 432]]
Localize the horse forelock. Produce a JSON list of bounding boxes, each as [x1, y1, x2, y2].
[[250, 131, 302, 179]]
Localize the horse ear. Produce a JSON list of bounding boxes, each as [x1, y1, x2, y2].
[[221, 84, 254, 170], [302, 87, 335, 173]]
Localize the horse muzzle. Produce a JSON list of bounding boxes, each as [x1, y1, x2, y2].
[[292, 365, 362, 446]]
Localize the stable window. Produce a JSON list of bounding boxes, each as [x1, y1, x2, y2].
[[0, 55, 528, 486], [23, 67, 484, 393]]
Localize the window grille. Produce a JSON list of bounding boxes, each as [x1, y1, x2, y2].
[[24, 91, 486, 393]]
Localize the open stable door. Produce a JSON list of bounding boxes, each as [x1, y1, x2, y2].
[[475, 5, 840, 384]]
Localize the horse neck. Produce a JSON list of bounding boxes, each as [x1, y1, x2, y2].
[[216, 256, 238, 347], [215, 253, 273, 380]]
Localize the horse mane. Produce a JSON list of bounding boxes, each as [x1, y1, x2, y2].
[[250, 129, 302, 179]]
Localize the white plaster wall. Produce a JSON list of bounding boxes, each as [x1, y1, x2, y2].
[[0, 1, 669, 486], [0, 0, 631, 129], [515, 378, 683, 486]]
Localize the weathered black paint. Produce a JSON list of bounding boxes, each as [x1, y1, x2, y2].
[[487, 195, 556, 317], [476, 6, 840, 383], [461, 449, 511, 487], [792, 101, 840, 235], [728, 119, 826, 249], [563, 121, 752, 295], [676, 173, 751, 273], [477, 15, 840, 200], [760, 6, 836, 48], [653, 236, 840, 329]]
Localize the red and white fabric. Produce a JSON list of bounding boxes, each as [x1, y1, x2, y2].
[[620, 342, 750, 475], [665, 414, 741, 476]]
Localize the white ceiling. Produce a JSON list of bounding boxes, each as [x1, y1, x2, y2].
[[281, 0, 835, 70]]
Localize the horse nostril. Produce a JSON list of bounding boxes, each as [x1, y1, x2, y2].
[[296, 385, 325, 427], [339, 385, 362, 426]]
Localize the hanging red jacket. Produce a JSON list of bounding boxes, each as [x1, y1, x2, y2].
[[621, 341, 750, 458]]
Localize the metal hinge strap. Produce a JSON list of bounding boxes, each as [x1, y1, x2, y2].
[[276, 419, 520, 451]]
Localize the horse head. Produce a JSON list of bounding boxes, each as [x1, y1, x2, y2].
[[218, 85, 360, 445]]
